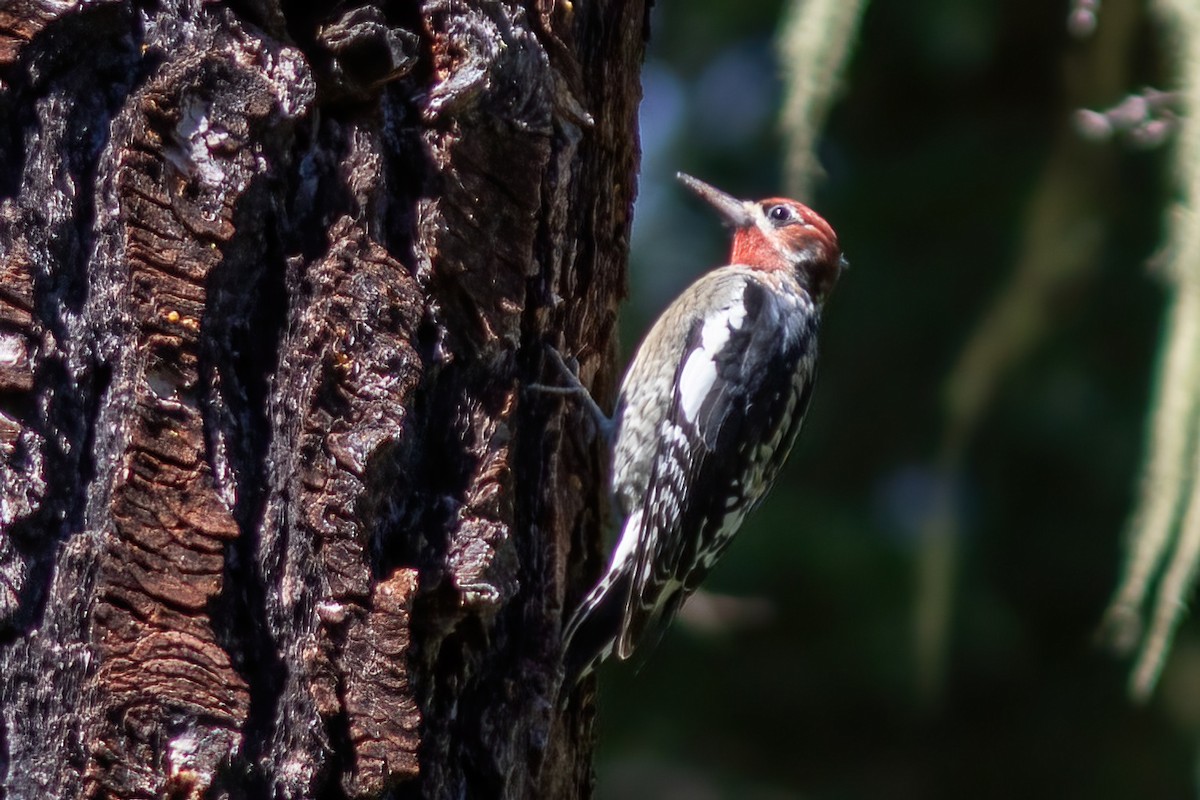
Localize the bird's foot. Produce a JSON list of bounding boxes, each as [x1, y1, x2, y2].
[[528, 346, 615, 441]]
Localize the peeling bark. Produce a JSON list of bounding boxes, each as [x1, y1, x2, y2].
[[0, 1, 646, 797]]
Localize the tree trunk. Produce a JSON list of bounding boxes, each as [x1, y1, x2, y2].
[[0, 1, 645, 797]]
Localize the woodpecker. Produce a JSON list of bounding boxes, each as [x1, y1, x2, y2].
[[551, 172, 846, 687]]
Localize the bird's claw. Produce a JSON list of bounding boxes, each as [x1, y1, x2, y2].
[[543, 347, 586, 391], [529, 345, 615, 442]]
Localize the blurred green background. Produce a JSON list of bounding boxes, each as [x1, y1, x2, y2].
[[594, 0, 1192, 797]]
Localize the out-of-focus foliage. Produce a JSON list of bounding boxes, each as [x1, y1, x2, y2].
[[778, 0, 868, 196], [596, 0, 1190, 797]]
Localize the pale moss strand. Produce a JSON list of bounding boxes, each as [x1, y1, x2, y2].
[[1109, 0, 1200, 699], [1103, 274, 1200, 657], [777, 0, 869, 197], [1133, 378, 1200, 700]]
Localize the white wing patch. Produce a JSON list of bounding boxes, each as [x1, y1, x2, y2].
[[677, 299, 747, 423], [677, 351, 717, 424], [608, 508, 643, 572]]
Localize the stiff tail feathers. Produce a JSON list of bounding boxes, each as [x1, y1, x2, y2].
[[561, 570, 632, 689], [560, 577, 688, 694], [559, 511, 688, 694]]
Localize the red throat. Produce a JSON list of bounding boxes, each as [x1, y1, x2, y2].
[[729, 214, 840, 270], [730, 228, 789, 271]]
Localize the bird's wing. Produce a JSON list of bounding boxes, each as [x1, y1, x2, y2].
[[617, 279, 817, 659]]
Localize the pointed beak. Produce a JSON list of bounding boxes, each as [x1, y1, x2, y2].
[[676, 172, 754, 228]]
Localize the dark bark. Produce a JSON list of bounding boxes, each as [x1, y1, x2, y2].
[[0, 1, 646, 797]]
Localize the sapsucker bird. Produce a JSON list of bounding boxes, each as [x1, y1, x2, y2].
[[553, 172, 846, 687]]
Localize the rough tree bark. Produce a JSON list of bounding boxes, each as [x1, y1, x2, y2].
[[0, 1, 646, 797]]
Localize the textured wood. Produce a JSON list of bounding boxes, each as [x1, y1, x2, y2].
[[0, 0, 647, 797]]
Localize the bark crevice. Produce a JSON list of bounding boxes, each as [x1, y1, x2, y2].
[[0, 1, 647, 796]]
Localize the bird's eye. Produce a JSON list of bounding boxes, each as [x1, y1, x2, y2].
[[767, 204, 794, 224]]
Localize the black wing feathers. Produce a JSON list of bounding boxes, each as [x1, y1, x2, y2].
[[619, 279, 816, 655]]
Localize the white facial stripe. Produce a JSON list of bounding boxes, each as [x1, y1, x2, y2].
[[754, 208, 799, 263], [753, 204, 821, 266]]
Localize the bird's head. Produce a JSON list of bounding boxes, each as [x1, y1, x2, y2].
[[677, 172, 846, 304]]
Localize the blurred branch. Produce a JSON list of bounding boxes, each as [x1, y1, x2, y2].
[[777, 0, 868, 197], [919, 0, 1141, 704], [919, 135, 1107, 704], [1101, 0, 1200, 702]]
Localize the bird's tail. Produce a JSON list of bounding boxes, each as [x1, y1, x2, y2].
[[560, 569, 632, 689]]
